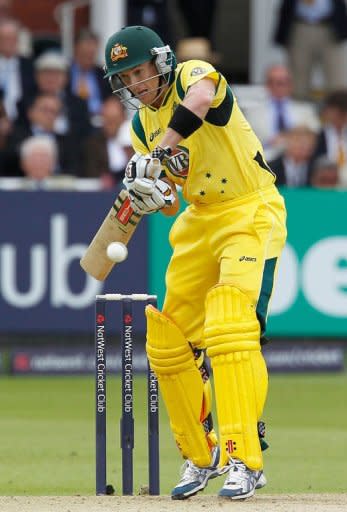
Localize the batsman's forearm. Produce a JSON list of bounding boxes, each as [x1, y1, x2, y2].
[[158, 128, 182, 152], [159, 80, 214, 150], [159, 106, 203, 150]]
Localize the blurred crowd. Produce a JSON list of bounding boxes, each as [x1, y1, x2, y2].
[[0, 16, 133, 190], [241, 64, 347, 190], [260, 0, 347, 190], [0, 0, 347, 191]]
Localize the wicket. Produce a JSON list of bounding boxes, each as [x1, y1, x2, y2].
[[95, 293, 160, 496]]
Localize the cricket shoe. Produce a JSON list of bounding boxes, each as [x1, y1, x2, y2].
[[171, 446, 227, 500], [219, 458, 267, 500]]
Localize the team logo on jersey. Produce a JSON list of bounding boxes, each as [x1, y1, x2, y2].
[[239, 256, 257, 262], [149, 127, 162, 141], [165, 146, 189, 178], [190, 67, 207, 76], [111, 43, 128, 62]]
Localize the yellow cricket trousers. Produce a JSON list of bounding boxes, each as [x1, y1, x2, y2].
[[162, 184, 287, 342]]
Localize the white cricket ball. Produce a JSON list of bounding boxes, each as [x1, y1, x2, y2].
[[106, 242, 128, 263]]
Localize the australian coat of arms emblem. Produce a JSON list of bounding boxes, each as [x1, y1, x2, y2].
[[111, 43, 128, 62]]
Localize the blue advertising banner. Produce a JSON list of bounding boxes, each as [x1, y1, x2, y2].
[[0, 191, 148, 332], [2, 189, 347, 337]]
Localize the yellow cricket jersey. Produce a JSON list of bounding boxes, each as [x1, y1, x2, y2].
[[130, 60, 276, 205]]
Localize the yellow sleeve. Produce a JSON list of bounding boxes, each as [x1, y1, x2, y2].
[[130, 111, 150, 154], [177, 60, 227, 108]]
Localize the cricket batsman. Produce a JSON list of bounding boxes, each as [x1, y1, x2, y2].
[[103, 25, 287, 500]]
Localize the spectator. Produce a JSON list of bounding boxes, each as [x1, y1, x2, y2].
[[269, 126, 317, 187], [19, 135, 58, 185], [311, 90, 347, 186], [17, 51, 92, 139], [175, 37, 219, 64], [0, 18, 35, 121], [68, 29, 111, 127], [310, 155, 339, 188], [127, 0, 170, 43], [274, 0, 347, 100], [244, 64, 320, 161], [0, 0, 32, 56], [174, 1, 218, 69], [82, 96, 132, 188], [8, 93, 81, 176], [176, 0, 216, 39]]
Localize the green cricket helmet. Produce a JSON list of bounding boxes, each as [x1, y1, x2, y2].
[[104, 25, 176, 107]]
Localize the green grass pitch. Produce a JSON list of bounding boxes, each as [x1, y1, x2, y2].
[[0, 372, 346, 495]]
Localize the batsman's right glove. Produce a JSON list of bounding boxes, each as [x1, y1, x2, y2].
[[124, 177, 175, 215]]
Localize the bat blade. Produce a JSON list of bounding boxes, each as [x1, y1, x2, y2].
[[80, 189, 142, 280]]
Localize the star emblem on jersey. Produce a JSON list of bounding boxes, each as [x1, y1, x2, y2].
[[110, 43, 128, 62]]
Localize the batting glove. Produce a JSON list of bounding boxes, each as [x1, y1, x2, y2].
[[125, 152, 162, 183], [125, 177, 175, 215]]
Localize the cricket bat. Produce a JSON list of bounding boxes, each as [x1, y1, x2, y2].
[[80, 189, 142, 281]]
